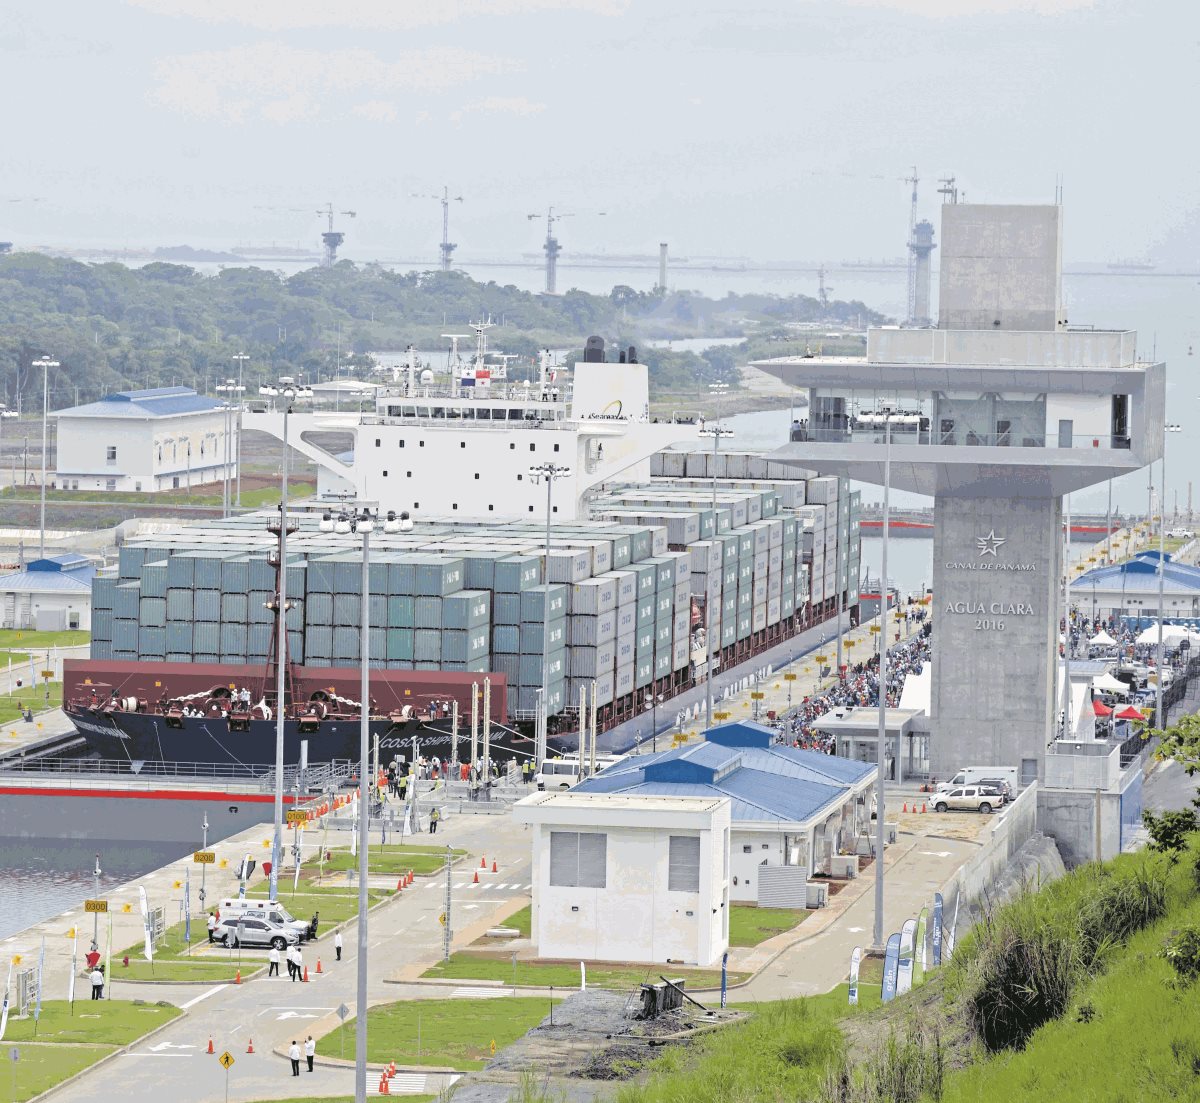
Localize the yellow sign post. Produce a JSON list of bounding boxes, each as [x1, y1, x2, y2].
[[193, 851, 216, 864], [219, 1051, 235, 1069], [84, 900, 108, 914], [286, 809, 307, 827]]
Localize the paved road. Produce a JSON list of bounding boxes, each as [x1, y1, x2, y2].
[[45, 805, 533, 1102]]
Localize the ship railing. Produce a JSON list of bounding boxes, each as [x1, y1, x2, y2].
[[0, 756, 282, 788]]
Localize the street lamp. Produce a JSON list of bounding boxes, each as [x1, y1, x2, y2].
[[644, 691, 664, 752], [31, 357, 58, 559], [699, 397, 733, 729], [1157, 425, 1182, 727], [528, 462, 570, 767], [215, 380, 245, 517], [263, 380, 309, 905], [320, 503, 399, 1103], [231, 355, 250, 507], [872, 412, 895, 954]]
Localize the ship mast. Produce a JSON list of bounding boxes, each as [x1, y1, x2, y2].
[[262, 508, 300, 711]]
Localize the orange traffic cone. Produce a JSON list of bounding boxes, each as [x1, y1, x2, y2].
[[396, 878, 404, 891], [902, 802, 908, 813], [473, 869, 479, 884], [480, 856, 487, 868], [207, 1037, 214, 1055], [388, 1060, 397, 1077], [303, 965, 309, 982], [379, 1073, 390, 1095], [316, 958, 323, 974], [235, 969, 242, 984], [491, 859, 497, 873], [246, 1038, 255, 1054], [407, 870, 413, 886], [922, 802, 927, 814]]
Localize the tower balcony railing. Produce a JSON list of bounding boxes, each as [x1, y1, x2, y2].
[[789, 424, 1132, 451]]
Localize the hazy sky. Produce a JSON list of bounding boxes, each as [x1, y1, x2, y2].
[[3, 0, 1196, 264]]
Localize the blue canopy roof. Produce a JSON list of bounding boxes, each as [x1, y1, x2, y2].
[[574, 720, 874, 826], [54, 387, 223, 419], [1072, 551, 1200, 595]]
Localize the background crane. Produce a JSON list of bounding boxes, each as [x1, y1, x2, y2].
[[412, 187, 463, 271], [903, 167, 919, 325], [526, 206, 606, 294]]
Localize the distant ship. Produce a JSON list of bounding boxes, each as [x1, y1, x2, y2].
[[1106, 260, 1156, 272]]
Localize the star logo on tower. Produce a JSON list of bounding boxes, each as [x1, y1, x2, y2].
[[977, 530, 1006, 557]]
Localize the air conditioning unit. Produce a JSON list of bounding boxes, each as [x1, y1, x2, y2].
[[806, 881, 829, 909], [831, 854, 858, 879]]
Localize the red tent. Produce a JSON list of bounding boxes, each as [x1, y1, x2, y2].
[[1091, 699, 1113, 717], [1116, 705, 1145, 721]]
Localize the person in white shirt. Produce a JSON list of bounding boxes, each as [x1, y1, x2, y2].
[[334, 930, 343, 962], [288, 1040, 300, 1076], [90, 967, 104, 1000], [292, 944, 304, 982], [268, 945, 280, 977], [304, 1035, 315, 1072]]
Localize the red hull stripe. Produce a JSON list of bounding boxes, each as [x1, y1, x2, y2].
[[0, 787, 301, 803]]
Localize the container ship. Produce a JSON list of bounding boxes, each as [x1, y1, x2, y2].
[[65, 334, 860, 766]]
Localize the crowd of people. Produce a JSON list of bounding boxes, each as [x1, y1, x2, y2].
[[772, 606, 932, 753]]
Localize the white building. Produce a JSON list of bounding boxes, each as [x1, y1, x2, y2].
[[52, 387, 233, 493], [514, 791, 730, 967], [0, 554, 93, 630]]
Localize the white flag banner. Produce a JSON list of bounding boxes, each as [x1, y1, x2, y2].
[[0, 959, 12, 1041], [848, 946, 863, 1006], [67, 927, 79, 1010], [138, 887, 153, 962], [897, 918, 917, 994]]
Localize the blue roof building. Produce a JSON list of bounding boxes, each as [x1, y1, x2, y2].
[[1071, 550, 1200, 620], [573, 721, 876, 903], [0, 554, 94, 631], [51, 387, 235, 494]]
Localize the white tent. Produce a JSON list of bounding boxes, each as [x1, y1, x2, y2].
[[1135, 624, 1190, 647], [1093, 672, 1129, 695], [1089, 629, 1119, 648]]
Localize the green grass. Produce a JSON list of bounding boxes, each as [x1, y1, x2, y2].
[[245, 1099, 436, 1103], [317, 844, 464, 879], [0, 683, 63, 726], [0, 484, 314, 508], [0, 1042, 111, 1103], [2, 999, 180, 1044], [728, 905, 809, 948], [113, 919, 246, 980], [421, 953, 745, 990], [939, 880, 1200, 1102], [505, 905, 531, 938], [0, 1000, 181, 1102], [0, 629, 89, 651], [315, 997, 558, 1070]]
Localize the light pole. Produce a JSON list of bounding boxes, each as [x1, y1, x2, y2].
[[91, 852, 102, 947], [644, 691, 664, 752], [215, 380, 245, 516], [872, 413, 894, 954], [231, 355, 250, 507], [1157, 426, 1182, 727], [700, 383, 733, 729], [320, 504, 398, 1103], [259, 379, 310, 903], [0, 404, 17, 492], [31, 357, 57, 559], [529, 462, 570, 767]]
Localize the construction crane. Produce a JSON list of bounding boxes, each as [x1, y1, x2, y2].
[[412, 187, 463, 271], [526, 207, 606, 294], [903, 167, 919, 325], [937, 176, 959, 204], [316, 202, 356, 267], [817, 264, 832, 312]]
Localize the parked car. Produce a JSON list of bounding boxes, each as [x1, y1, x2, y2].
[[1167, 529, 1195, 540], [213, 916, 298, 951], [976, 779, 1013, 803], [216, 897, 317, 941], [934, 787, 999, 814]]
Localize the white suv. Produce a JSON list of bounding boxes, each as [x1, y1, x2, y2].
[[934, 786, 999, 814], [214, 916, 298, 951]]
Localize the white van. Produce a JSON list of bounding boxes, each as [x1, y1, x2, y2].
[[936, 766, 1018, 795], [216, 897, 314, 941], [535, 754, 626, 791]]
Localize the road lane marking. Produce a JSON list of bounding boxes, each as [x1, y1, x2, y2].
[[180, 984, 229, 1010]]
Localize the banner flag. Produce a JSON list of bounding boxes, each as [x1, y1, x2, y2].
[[915, 907, 929, 985], [848, 946, 863, 1006], [881, 933, 901, 1002], [67, 928, 79, 1011], [35, 937, 45, 1025], [947, 890, 961, 960], [138, 887, 153, 962], [898, 918, 917, 994], [0, 960, 12, 1042], [932, 893, 944, 966]]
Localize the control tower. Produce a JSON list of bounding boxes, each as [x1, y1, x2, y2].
[[754, 204, 1165, 786]]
